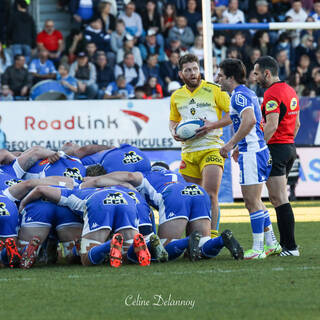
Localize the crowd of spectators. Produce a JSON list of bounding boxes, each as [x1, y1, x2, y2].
[[1, 0, 320, 100]]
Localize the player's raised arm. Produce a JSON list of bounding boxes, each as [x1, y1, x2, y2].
[[80, 174, 135, 190]]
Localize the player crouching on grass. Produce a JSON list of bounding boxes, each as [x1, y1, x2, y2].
[[89, 162, 244, 262], [217, 59, 281, 260]]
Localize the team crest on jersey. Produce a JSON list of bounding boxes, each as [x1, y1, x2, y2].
[[127, 192, 140, 204], [190, 107, 196, 116], [181, 185, 203, 196], [123, 151, 143, 164], [63, 167, 83, 181], [290, 98, 298, 110], [0, 202, 10, 216], [5, 178, 22, 187], [265, 100, 278, 112], [103, 192, 128, 205]]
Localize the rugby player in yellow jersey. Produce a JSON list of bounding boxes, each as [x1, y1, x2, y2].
[[169, 54, 231, 237]]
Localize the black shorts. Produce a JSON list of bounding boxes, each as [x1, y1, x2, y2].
[[268, 143, 296, 177]]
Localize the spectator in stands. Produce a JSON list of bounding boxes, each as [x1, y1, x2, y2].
[[110, 19, 126, 54], [0, 43, 12, 76], [276, 49, 291, 81], [142, 53, 163, 87], [165, 37, 188, 57], [310, 0, 320, 21], [233, 31, 250, 64], [139, 29, 165, 63], [160, 51, 181, 94], [114, 0, 130, 16], [95, 52, 115, 98], [114, 52, 145, 87], [0, 84, 14, 101], [161, 3, 176, 38], [97, 0, 116, 34], [69, 0, 97, 30], [104, 74, 134, 99], [64, 29, 87, 64], [167, 80, 181, 94], [296, 53, 312, 85], [245, 47, 261, 75], [7, 0, 36, 65], [57, 63, 77, 100], [143, 76, 163, 99], [248, 0, 274, 23], [168, 16, 195, 48], [247, 69, 265, 98], [222, 0, 245, 24], [134, 85, 146, 99], [1, 54, 32, 98], [183, 0, 202, 36], [252, 30, 271, 56], [286, 0, 308, 22], [226, 45, 241, 59], [141, 0, 162, 40], [308, 67, 320, 95], [37, 19, 64, 65], [0, 0, 11, 44], [99, 0, 117, 17], [213, 32, 227, 65], [295, 34, 315, 66], [274, 32, 294, 65], [189, 35, 204, 62], [29, 48, 57, 84], [70, 51, 98, 99], [272, 0, 291, 22], [288, 71, 305, 96], [118, 2, 143, 38], [311, 47, 320, 69], [168, 0, 187, 15], [117, 33, 142, 66], [86, 42, 98, 63]]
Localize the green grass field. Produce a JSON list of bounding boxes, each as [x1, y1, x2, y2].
[[1, 219, 320, 320]]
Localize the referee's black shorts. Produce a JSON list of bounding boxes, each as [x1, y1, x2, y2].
[[268, 143, 297, 177]]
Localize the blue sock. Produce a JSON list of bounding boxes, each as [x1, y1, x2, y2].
[[0, 249, 8, 265], [250, 210, 265, 233], [88, 240, 111, 265], [165, 237, 189, 261], [264, 210, 272, 228], [127, 244, 138, 263], [201, 236, 224, 258]]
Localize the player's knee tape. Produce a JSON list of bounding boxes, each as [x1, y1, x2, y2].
[[61, 241, 76, 257], [80, 238, 102, 255], [123, 239, 133, 252], [199, 236, 211, 248]]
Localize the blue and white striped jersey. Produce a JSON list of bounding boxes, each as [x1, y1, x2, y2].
[[230, 85, 266, 152]]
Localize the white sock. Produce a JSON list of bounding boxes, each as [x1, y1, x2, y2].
[[264, 224, 278, 246], [252, 233, 264, 251]]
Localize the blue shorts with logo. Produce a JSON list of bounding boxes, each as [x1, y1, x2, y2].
[[82, 189, 139, 237], [21, 200, 82, 230], [159, 183, 211, 225], [0, 195, 19, 237]]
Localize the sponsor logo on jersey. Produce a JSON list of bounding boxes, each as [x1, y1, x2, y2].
[[63, 167, 83, 181], [0, 202, 10, 216], [39, 159, 50, 166], [103, 192, 128, 205], [265, 100, 278, 112], [181, 185, 203, 196], [127, 191, 140, 204], [290, 97, 298, 110], [5, 179, 22, 187], [123, 151, 143, 164]]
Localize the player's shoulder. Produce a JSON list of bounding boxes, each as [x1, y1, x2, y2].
[[202, 80, 223, 91], [170, 86, 185, 100]]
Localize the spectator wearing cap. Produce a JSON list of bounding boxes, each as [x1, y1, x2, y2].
[[139, 29, 165, 63], [142, 53, 163, 87], [114, 52, 145, 87], [110, 19, 126, 53], [57, 63, 77, 100], [118, 2, 143, 38], [168, 16, 195, 48], [1, 54, 32, 99], [97, 0, 116, 34], [117, 33, 142, 66], [69, 51, 98, 99], [286, 0, 308, 22], [7, 0, 36, 65], [36, 19, 64, 65], [222, 0, 245, 24], [29, 48, 57, 84], [104, 74, 134, 99], [182, 0, 202, 36], [95, 52, 115, 99]]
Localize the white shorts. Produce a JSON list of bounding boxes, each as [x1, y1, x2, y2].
[[238, 148, 272, 185]]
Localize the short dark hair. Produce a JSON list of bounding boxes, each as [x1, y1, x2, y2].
[[254, 56, 279, 76], [219, 58, 247, 84], [151, 161, 170, 171], [14, 54, 24, 61], [178, 53, 199, 70], [85, 164, 106, 176]]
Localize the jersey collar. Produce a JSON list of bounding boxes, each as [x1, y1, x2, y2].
[[183, 80, 204, 96]]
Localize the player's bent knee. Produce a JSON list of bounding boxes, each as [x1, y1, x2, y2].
[[80, 238, 102, 266]]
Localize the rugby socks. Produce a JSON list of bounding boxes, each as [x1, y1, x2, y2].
[[275, 203, 297, 250], [165, 238, 189, 261], [88, 240, 111, 265], [250, 210, 265, 251], [210, 230, 219, 239], [201, 236, 224, 258], [127, 244, 138, 263], [263, 210, 278, 246], [0, 248, 8, 265]]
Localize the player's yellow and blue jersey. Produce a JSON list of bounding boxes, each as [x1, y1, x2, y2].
[[170, 80, 230, 153]]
